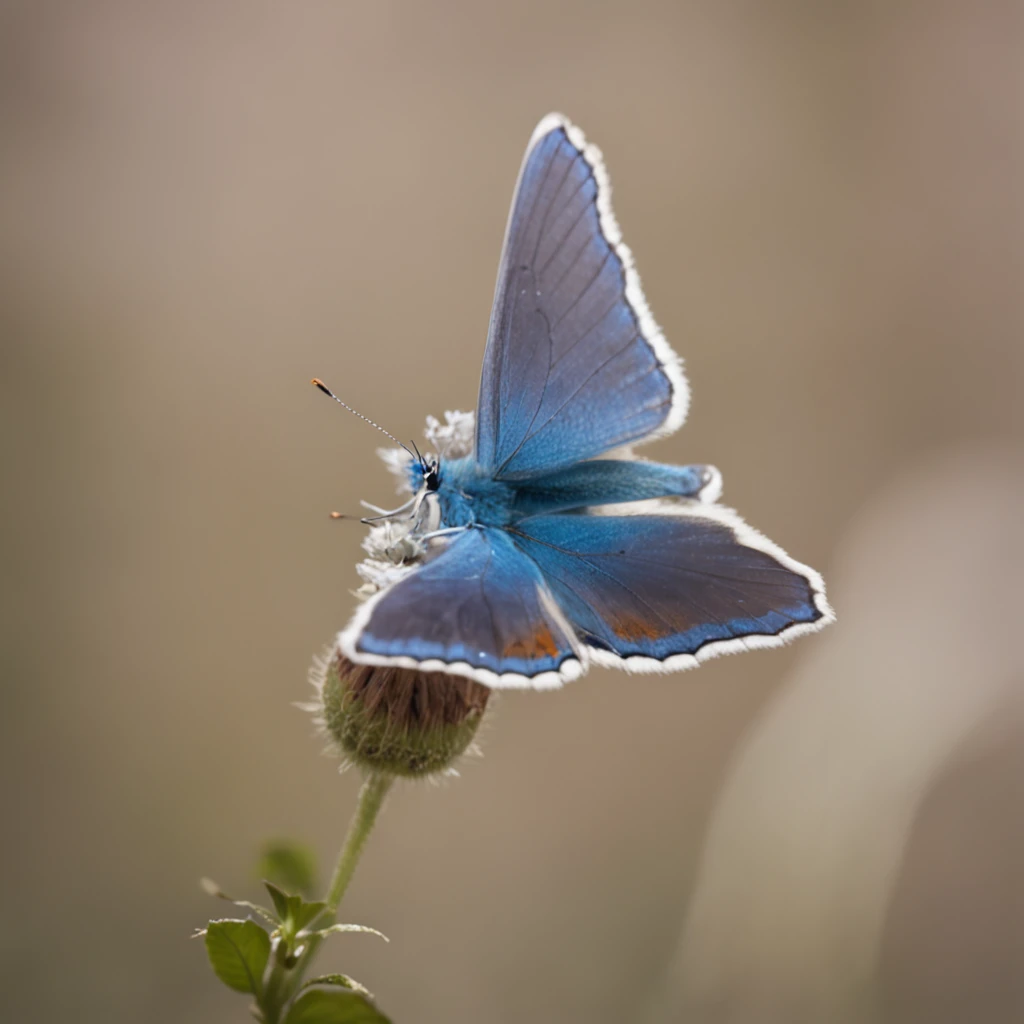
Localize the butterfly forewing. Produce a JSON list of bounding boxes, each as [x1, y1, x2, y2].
[[475, 115, 688, 481]]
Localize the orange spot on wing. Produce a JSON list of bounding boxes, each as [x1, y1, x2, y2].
[[610, 613, 665, 641], [503, 625, 561, 660]]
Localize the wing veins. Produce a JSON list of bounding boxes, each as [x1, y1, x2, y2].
[[490, 134, 566, 459], [528, 139, 581, 268], [476, 543, 504, 663], [519, 535, 766, 643], [524, 542, 680, 637], [535, 173, 596, 278], [607, 550, 806, 581], [512, 527, 805, 606], [558, 544, 804, 601], [544, 226, 601, 306], [494, 312, 555, 475], [549, 292, 622, 372], [495, 334, 640, 475], [549, 248, 615, 332]]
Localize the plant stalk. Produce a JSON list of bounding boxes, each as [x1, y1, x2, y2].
[[323, 771, 394, 916], [260, 772, 394, 1023]]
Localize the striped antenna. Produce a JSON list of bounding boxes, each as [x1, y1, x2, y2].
[[311, 378, 414, 458]]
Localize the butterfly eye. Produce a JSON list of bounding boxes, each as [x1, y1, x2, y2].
[[422, 458, 440, 492]]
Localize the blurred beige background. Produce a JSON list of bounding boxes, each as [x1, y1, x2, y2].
[[1, 2, 1021, 1023]]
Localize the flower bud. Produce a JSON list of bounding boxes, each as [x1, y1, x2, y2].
[[311, 651, 491, 778]]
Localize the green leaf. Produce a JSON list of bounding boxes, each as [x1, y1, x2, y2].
[[263, 880, 294, 922], [263, 881, 327, 935], [300, 975, 373, 1000], [284, 988, 390, 1024], [293, 900, 328, 932], [204, 919, 271, 995], [201, 877, 277, 926], [306, 923, 388, 943], [259, 840, 317, 895]]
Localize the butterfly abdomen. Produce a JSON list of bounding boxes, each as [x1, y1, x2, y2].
[[436, 455, 722, 528]]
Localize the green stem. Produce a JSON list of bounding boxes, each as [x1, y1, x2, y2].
[[260, 772, 394, 1023], [323, 772, 394, 916]]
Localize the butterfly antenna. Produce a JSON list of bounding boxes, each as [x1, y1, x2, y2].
[[311, 378, 415, 459]]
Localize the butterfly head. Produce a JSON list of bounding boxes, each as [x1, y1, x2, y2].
[[410, 451, 441, 495]]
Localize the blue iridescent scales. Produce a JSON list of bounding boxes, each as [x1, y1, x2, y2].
[[338, 113, 833, 689]]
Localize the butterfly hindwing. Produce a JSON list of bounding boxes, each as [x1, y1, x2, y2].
[[510, 459, 721, 517], [507, 508, 832, 670], [475, 114, 688, 481], [340, 527, 583, 688]]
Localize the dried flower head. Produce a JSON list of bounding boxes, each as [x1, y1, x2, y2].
[[310, 651, 490, 778], [352, 413, 473, 599]]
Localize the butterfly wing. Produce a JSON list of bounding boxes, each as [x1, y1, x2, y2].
[[340, 527, 583, 688], [507, 508, 833, 669], [475, 114, 688, 482]]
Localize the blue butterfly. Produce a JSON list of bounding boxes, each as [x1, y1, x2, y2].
[[333, 113, 833, 689]]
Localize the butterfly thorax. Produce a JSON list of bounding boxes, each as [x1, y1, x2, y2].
[[426, 456, 515, 529]]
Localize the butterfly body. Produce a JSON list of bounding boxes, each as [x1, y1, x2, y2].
[[414, 455, 721, 531], [337, 113, 833, 689], [424, 456, 516, 528]]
